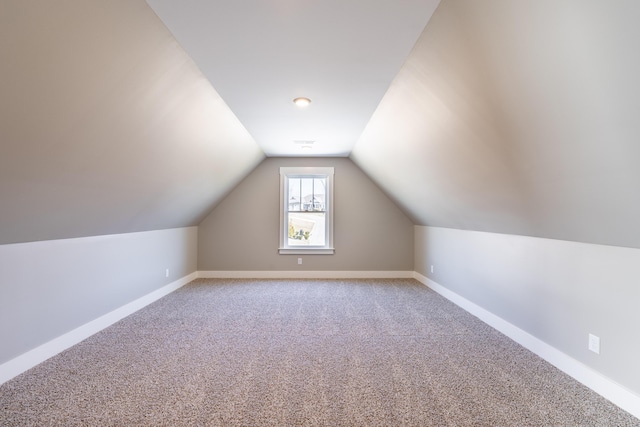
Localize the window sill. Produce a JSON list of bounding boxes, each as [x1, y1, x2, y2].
[[279, 248, 335, 255]]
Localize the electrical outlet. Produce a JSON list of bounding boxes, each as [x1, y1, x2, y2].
[[298, 257, 302, 265], [165, 268, 169, 278], [430, 265, 434, 274], [588, 333, 600, 354]]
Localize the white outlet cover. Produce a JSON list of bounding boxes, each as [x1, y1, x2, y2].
[[588, 333, 600, 354]]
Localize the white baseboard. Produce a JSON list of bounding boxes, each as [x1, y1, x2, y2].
[[0, 271, 407, 384], [4, 269, 637, 420], [413, 272, 640, 420], [0, 271, 197, 386], [198, 270, 414, 279]]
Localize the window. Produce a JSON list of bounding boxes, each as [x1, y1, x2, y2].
[[279, 167, 334, 254]]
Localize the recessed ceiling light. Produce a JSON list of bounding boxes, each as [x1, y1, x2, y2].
[[293, 97, 311, 107]]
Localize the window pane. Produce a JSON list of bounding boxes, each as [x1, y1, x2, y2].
[[287, 212, 326, 246], [288, 178, 301, 211], [301, 178, 314, 211], [313, 178, 326, 211]]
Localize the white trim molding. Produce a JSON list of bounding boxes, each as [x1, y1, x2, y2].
[[413, 272, 640, 420], [198, 270, 414, 279], [277, 248, 335, 255], [0, 272, 197, 386], [279, 166, 335, 255], [4, 268, 637, 421]]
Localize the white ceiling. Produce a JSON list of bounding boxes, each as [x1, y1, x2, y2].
[[146, 0, 440, 157]]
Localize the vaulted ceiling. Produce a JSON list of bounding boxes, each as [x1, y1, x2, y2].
[[351, 0, 640, 249], [1, 0, 639, 249], [0, 0, 264, 244], [146, 0, 440, 157]]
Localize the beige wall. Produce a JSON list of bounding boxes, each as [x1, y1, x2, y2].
[[0, 0, 263, 245], [415, 225, 640, 397], [198, 157, 414, 271]]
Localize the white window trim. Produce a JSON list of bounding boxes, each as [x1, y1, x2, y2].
[[279, 167, 334, 255]]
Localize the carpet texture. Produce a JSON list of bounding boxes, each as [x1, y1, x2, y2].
[[1, 278, 638, 426]]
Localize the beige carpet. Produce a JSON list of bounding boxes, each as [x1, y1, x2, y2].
[[1, 278, 638, 426]]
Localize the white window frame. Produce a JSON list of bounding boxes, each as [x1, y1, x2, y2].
[[279, 167, 334, 255]]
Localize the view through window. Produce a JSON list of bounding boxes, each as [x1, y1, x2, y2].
[[279, 167, 334, 254], [287, 176, 326, 246]]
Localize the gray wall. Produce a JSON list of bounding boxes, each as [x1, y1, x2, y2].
[[198, 157, 414, 271], [352, 0, 640, 249], [0, 227, 197, 364], [0, 0, 264, 245], [415, 225, 640, 396]]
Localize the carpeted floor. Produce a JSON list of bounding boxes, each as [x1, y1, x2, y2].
[[1, 278, 638, 426]]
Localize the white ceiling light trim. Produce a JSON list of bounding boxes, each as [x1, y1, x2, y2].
[[293, 97, 312, 108]]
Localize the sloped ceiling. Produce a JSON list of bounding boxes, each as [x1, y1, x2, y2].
[[145, 0, 440, 157], [351, 0, 640, 249], [2, 0, 639, 250], [0, 0, 264, 244]]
